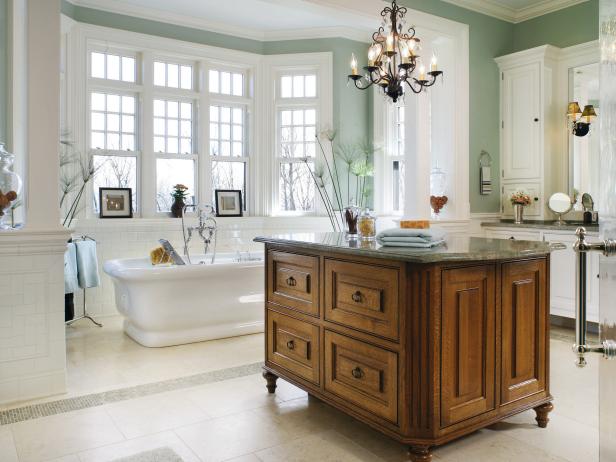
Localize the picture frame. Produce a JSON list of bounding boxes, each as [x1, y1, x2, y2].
[[99, 187, 133, 218], [214, 189, 243, 217]]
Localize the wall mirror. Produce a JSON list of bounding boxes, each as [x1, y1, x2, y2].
[[569, 63, 599, 203]]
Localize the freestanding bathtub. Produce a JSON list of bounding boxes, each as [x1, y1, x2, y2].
[[103, 253, 264, 347]]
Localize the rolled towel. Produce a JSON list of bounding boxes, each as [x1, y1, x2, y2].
[[75, 240, 100, 289], [377, 227, 447, 248], [64, 243, 80, 294]]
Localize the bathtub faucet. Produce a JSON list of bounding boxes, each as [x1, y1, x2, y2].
[[181, 204, 218, 265]]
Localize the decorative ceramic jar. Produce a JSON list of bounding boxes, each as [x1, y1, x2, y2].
[[358, 208, 376, 240], [0, 144, 22, 230], [343, 205, 360, 239]]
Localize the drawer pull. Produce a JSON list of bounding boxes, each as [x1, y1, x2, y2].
[[286, 340, 295, 350], [351, 367, 364, 379], [351, 291, 363, 303], [286, 276, 297, 287]]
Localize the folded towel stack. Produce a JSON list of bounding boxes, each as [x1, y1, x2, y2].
[[376, 228, 447, 248]]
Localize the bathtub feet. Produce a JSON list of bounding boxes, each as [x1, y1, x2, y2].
[[263, 370, 278, 394]]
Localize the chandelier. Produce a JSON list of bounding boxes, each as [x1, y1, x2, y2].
[[348, 0, 443, 103]]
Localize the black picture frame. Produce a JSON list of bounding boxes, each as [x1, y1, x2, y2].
[[214, 189, 243, 217], [99, 187, 133, 218]]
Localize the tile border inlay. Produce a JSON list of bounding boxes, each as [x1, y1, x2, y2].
[[0, 361, 264, 425]]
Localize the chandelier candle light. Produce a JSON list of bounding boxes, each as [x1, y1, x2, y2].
[[348, 0, 443, 103]]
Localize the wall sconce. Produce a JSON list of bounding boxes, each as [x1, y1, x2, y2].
[[567, 101, 597, 137]]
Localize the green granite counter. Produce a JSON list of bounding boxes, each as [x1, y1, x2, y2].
[[481, 219, 599, 232], [254, 232, 551, 264]]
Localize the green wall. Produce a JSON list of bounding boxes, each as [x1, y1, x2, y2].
[[58, 0, 599, 214], [513, 0, 599, 52], [0, 0, 7, 144]]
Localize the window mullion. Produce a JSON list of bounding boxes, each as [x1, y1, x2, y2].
[[200, 60, 212, 209], [141, 50, 156, 217]]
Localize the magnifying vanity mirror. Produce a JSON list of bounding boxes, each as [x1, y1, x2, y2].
[[569, 63, 599, 202], [548, 192, 574, 224]]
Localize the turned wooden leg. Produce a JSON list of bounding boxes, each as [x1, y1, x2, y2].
[[534, 402, 554, 428], [262, 370, 278, 394], [408, 445, 432, 462]]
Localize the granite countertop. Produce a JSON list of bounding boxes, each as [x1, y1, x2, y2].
[[254, 232, 551, 264], [481, 219, 599, 232]]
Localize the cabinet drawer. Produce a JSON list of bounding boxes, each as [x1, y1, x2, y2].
[[268, 251, 319, 316], [324, 259, 399, 340], [324, 330, 398, 423], [267, 310, 320, 385]]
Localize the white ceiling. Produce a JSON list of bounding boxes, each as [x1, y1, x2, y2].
[[68, 0, 591, 40], [442, 0, 590, 23]]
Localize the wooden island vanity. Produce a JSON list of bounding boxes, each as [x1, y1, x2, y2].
[[254, 233, 553, 461]]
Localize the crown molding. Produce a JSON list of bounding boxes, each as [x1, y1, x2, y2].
[[66, 0, 371, 43], [442, 0, 589, 24]]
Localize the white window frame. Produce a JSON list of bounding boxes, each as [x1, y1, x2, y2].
[[66, 24, 260, 218], [373, 20, 469, 221], [263, 53, 333, 217]]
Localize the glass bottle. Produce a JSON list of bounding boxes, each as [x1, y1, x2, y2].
[[343, 205, 360, 239], [0, 144, 23, 230], [430, 166, 448, 219], [358, 208, 377, 240]]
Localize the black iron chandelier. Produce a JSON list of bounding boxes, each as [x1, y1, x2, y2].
[[348, 0, 443, 103]]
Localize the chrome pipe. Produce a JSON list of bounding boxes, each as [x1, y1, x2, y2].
[[573, 227, 616, 367]]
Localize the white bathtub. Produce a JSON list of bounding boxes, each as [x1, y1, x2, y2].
[[103, 253, 265, 347]]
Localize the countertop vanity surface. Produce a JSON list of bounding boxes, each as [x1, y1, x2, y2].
[[481, 219, 598, 233], [255, 233, 553, 462]]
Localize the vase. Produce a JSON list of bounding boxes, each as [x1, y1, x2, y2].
[[0, 144, 23, 230], [171, 197, 185, 218], [513, 204, 524, 224], [343, 205, 360, 239]]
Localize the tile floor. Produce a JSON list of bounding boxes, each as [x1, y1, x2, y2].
[[0, 316, 601, 462]]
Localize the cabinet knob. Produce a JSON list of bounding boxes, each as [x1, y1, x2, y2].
[[351, 291, 363, 303], [351, 367, 364, 379], [534, 118, 539, 122], [286, 340, 295, 350], [285, 276, 297, 287]]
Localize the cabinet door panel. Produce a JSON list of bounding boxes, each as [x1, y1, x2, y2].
[[502, 63, 541, 180], [501, 259, 547, 405], [441, 265, 496, 428]]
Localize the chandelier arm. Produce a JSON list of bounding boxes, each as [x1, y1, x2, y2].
[[404, 79, 424, 94], [352, 79, 374, 91]]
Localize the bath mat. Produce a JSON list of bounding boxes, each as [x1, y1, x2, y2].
[[111, 447, 184, 462]]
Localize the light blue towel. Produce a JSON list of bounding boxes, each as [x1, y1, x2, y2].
[[377, 227, 447, 248], [64, 243, 79, 294], [75, 240, 100, 289]]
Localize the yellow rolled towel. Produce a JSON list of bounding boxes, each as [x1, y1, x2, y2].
[[399, 219, 430, 229], [150, 246, 173, 265]]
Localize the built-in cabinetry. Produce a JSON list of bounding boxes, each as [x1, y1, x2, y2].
[[259, 238, 553, 462], [496, 46, 561, 219], [484, 225, 599, 322]]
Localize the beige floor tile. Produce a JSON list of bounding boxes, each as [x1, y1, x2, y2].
[[76, 431, 200, 462], [175, 408, 299, 462], [11, 408, 125, 462], [274, 379, 308, 402], [434, 430, 569, 462], [254, 430, 387, 462], [43, 456, 80, 462], [104, 389, 211, 439], [183, 374, 282, 418], [223, 455, 262, 462], [493, 409, 599, 462], [0, 426, 19, 462]]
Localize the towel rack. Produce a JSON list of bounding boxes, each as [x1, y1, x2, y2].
[[66, 235, 102, 328]]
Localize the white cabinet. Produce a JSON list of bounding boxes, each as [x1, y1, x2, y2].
[[501, 63, 542, 180], [544, 232, 599, 322], [496, 46, 561, 220], [485, 229, 541, 241]]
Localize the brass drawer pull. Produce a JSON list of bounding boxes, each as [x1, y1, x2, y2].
[[351, 367, 364, 379], [286, 340, 295, 350], [351, 291, 362, 303], [286, 276, 297, 287]]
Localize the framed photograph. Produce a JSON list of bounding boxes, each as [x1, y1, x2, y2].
[[99, 187, 133, 218], [215, 189, 243, 217]]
